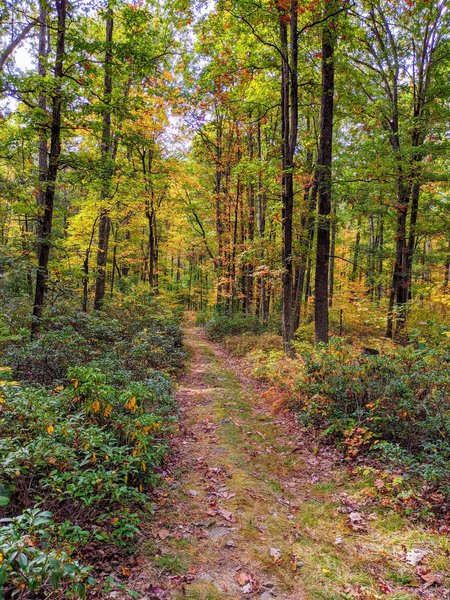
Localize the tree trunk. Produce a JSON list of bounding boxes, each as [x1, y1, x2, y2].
[[279, 0, 298, 354], [314, 0, 336, 344], [36, 0, 48, 244], [94, 9, 114, 310], [328, 202, 336, 308], [31, 0, 67, 337]]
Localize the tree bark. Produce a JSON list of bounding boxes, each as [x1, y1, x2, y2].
[[94, 9, 114, 310], [36, 0, 48, 244], [314, 0, 336, 344], [279, 0, 298, 354], [31, 0, 66, 337], [328, 203, 337, 308]]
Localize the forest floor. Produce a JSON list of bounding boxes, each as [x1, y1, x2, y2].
[[115, 324, 449, 600]]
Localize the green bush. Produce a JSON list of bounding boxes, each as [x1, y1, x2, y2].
[[0, 362, 176, 597], [5, 307, 185, 385], [204, 313, 267, 341], [0, 368, 173, 512], [0, 509, 95, 598], [5, 328, 94, 384], [120, 321, 185, 376], [292, 338, 450, 492]]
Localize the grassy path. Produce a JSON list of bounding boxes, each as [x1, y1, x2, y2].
[[121, 327, 448, 600]]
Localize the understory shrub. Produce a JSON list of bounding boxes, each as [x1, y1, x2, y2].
[[204, 313, 267, 341], [0, 509, 95, 598], [223, 332, 283, 357], [0, 364, 175, 596], [0, 300, 182, 597], [291, 337, 450, 492], [4, 303, 185, 385]]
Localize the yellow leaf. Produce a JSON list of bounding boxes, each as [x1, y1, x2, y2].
[[92, 400, 100, 413], [103, 403, 113, 417], [47, 425, 54, 435], [125, 396, 137, 413], [141, 461, 147, 472], [54, 385, 64, 391], [73, 379, 79, 389]]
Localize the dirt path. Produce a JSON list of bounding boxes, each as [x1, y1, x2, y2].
[[120, 327, 448, 600]]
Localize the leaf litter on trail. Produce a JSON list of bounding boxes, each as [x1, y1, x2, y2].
[[416, 565, 442, 588], [146, 584, 169, 600], [218, 507, 234, 522], [269, 547, 282, 563], [347, 511, 367, 532], [403, 547, 430, 566], [156, 528, 171, 540], [235, 571, 259, 594]]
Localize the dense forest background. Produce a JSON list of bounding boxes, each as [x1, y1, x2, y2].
[[0, 0, 448, 342], [0, 0, 448, 598]]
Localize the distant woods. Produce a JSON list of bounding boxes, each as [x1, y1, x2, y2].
[[0, 0, 448, 348]]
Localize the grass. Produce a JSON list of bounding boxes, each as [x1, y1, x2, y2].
[[154, 553, 190, 575]]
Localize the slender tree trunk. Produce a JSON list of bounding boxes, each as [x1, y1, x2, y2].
[[406, 179, 420, 300], [314, 0, 336, 344], [279, 0, 298, 354], [376, 216, 384, 302], [351, 218, 361, 281], [214, 118, 225, 311], [31, 0, 67, 337], [328, 203, 336, 307], [36, 0, 48, 244], [94, 9, 114, 310]]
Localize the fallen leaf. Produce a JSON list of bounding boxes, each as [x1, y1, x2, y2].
[[156, 529, 170, 540], [416, 566, 441, 588], [348, 511, 367, 532], [235, 571, 259, 594], [120, 566, 131, 577], [146, 584, 169, 600], [236, 572, 251, 586], [404, 547, 429, 566], [218, 508, 234, 522], [378, 577, 394, 594], [269, 547, 282, 563]]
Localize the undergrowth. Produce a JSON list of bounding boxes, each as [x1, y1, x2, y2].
[[0, 294, 184, 598], [199, 312, 268, 341], [218, 324, 450, 519]]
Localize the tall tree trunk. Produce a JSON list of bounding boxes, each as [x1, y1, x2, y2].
[[328, 202, 337, 308], [351, 218, 361, 281], [256, 117, 267, 318], [214, 117, 225, 311], [279, 0, 298, 354], [314, 0, 336, 344], [36, 0, 48, 244], [31, 0, 66, 338], [94, 9, 114, 310]]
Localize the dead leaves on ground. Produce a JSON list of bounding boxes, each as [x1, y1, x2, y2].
[[235, 570, 259, 594]]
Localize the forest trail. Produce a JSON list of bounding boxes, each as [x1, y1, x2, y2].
[[124, 324, 314, 599], [119, 325, 447, 600]]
